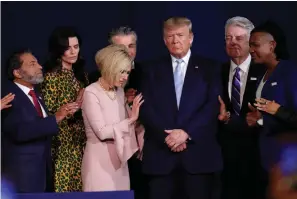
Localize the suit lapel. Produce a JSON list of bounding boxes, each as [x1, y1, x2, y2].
[[221, 62, 232, 110], [154, 57, 178, 119], [241, 62, 266, 114], [35, 89, 50, 115], [11, 83, 41, 118], [178, 55, 208, 124]]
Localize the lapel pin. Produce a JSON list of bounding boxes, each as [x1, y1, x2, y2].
[[271, 82, 278, 86], [250, 77, 257, 80], [195, 66, 199, 69]]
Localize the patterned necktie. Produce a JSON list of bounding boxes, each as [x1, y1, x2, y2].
[[174, 59, 184, 108], [231, 67, 241, 115], [28, 90, 43, 118]]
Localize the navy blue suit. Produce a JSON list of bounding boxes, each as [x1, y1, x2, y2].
[[257, 60, 297, 170], [139, 54, 222, 199], [1, 81, 59, 193]]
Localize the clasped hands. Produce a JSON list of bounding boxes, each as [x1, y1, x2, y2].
[[164, 129, 189, 152]]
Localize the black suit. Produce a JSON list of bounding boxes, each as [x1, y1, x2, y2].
[[125, 62, 143, 91], [218, 61, 266, 199]]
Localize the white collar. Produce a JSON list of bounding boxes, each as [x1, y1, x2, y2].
[[230, 54, 251, 73], [131, 61, 135, 69], [14, 82, 34, 95], [171, 49, 191, 65]]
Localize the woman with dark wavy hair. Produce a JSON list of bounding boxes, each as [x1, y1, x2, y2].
[[40, 26, 88, 192]]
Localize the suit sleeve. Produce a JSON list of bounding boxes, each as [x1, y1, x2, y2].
[[139, 65, 168, 144], [2, 107, 59, 143], [275, 106, 297, 127]]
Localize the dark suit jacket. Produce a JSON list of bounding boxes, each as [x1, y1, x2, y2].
[[1, 81, 59, 193], [275, 106, 297, 128], [88, 62, 143, 91], [218, 61, 266, 151], [257, 60, 297, 170], [139, 54, 223, 175]]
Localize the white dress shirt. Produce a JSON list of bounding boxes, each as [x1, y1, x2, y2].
[[228, 54, 251, 106], [256, 73, 267, 126], [14, 82, 47, 117], [171, 49, 191, 82]]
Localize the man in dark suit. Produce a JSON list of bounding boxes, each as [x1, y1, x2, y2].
[[88, 26, 142, 94], [139, 17, 222, 199], [217, 17, 266, 199], [1, 49, 79, 193]]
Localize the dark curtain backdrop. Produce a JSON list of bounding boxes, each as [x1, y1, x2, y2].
[[2, 1, 297, 80]]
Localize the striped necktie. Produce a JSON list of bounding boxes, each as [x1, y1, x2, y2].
[[231, 67, 241, 115]]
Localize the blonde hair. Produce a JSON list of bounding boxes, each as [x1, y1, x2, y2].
[[163, 17, 193, 33], [95, 44, 131, 87]]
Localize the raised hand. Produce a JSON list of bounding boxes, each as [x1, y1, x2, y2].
[[246, 102, 262, 127], [218, 95, 230, 122], [55, 102, 79, 123], [1, 93, 15, 110], [129, 93, 144, 123], [254, 98, 280, 115], [125, 88, 137, 104]]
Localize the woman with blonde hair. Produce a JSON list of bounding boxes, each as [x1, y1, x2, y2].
[[81, 44, 144, 191]]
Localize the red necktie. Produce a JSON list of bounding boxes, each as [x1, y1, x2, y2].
[[28, 90, 43, 118]]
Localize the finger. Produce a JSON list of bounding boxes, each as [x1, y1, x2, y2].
[[218, 95, 225, 105], [3, 93, 13, 99], [3, 104, 12, 109], [171, 143, 179, 151], [256, 107, 264, 111], [164, 130, 173, 134], [167, 141, 176, 148], [2, 95, 15, 103], [133, 94, 141, 104], [137, 100, 144, 107], [248, 102, 257, 112], [255, 98, 264, 103], [135, 96, 143, 105]]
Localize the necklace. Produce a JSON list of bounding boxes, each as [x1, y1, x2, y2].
[[98, 79, 117, 100]]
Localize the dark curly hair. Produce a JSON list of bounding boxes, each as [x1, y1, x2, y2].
[[43, 26, 88, 86], [251, 20, 290, 60]]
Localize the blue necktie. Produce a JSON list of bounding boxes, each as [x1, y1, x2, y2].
[[174, 59, 183, 108], [231, 67, 241, 115]]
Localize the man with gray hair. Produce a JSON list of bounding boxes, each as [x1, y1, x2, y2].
[[217, 16, 266, 199], [108, 26, 143, 103]]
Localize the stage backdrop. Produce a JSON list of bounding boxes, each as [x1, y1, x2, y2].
[[1, 1, 297, 79]]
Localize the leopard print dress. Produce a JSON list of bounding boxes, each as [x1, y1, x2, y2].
[[40, 68, 87, 192]]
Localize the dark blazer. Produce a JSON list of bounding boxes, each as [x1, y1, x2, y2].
[[124, 62, 143, 91], [275, 106, 297, 128], [1, 81, 59, 193], [139, 54, 223, 175], [218, 61, 266, 199], [219, 61, 266, 130], [257, 60, 297, 170]]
